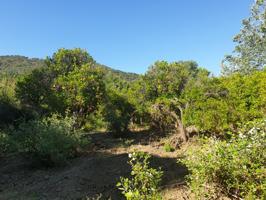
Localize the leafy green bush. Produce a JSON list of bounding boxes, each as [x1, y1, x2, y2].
[[180, 120, 266, 199], [15, 48, 106, 122], [83, 108, 107, 131], [15, 67, 54, 113], [0, 131, 11, 156], [104, 91, 134, 136], [0, 76, 16, 102], [163, 143, 175, 152], [12, 114, 88, 166], [149, 98, 177, 133], [183, 70, 266, 134], [0, 76, 22, 127], [53, 64, 106, 126], [117, 151, 163, 200]]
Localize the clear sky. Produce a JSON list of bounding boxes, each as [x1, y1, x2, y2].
[[0, 0, 253, 75]]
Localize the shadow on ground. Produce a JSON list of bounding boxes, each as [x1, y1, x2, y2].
[[0, 130, 187, 200], [88, 129, 166, 150], [0, 150, 187, 200]]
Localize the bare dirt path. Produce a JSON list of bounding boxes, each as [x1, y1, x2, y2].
[[0, 132, 189, 200]]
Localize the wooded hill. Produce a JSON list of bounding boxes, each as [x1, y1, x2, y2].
[[0, 55, 139, 82]]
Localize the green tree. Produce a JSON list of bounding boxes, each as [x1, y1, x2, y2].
[[15, 67, 54, 113], [54, 64, 105, 125], [103, 90, 134, 136], [183, 69, 266, 133], [222, 70, 266, 126], [141, 61, 203, 140], [0, 76, 22, 127], [126, 78, 150, 126], [46, 48, 94, 76], [16, 48, 105, 123], [143, 61, 199, 100], [183, 76, 230, 134], [222, 0, 266, 75]]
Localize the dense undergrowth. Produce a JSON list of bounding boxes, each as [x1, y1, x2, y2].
[[1, 115, 88, 166], [181, 120, 266, 199]]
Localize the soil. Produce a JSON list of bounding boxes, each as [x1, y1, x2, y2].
[[0, 131, 190, 200]]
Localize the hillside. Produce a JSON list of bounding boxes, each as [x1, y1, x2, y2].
[[0, 55, 139, 81], [0, 56, 44, 75]]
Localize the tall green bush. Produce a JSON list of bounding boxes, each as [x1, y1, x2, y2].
[[183, 70, 266, 134], [0, 76, 22, 127], [103, 91, 134, 136], [15, 48, 105, 123], [54, 64, 105, 126]]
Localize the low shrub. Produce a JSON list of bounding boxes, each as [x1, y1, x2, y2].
[[163, 143, 175, 152], [117, 151, 163, 200], [12, 114, 88, 166], [180, 119, 266, 199], [0, 131, 11, 156]]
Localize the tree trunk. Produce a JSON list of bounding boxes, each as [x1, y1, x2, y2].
[[176, 105, 188, 142], [177, 119, 188, 142]]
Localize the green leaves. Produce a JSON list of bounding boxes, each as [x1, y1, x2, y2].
[[183, 70, 266, 134], [117, 151, 163, 200], [54, 64, 105, 126], [144, 60, 199, 99], [181, 119, 266, 199], [16, 49, 106, 127], [222, 0, 266, 75], [47, 48, 95, 76], [103, 90, 134, 135], [11, 114, 88, 166]]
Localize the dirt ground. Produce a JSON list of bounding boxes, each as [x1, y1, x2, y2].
[[0, 131, 190, 200]]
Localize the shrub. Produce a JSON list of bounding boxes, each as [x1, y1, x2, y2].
[[183, 70, 266, 134], [0, 131, 10, 156], [180, 119, 266, 199], [163, 143, 175, 152], [0, 76, 22, 127], [0, 100, 21, 128], [83, 108, 107, 131], [15, 49, 106, 121], [149, 97, 184, 132], [0, 76, 17, 105], [149, 99, 177, 133], [53, 64, 106, 126], [12, 114, 88, 166], [117, 151, 163, 200], [104, 91, 134, 136]]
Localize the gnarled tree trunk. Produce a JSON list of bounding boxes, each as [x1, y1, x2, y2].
[[176, 118, 188, 142]]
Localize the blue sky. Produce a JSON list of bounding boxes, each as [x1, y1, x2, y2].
[[0, 0, 253, 75]]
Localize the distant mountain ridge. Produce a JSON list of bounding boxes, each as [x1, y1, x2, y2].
[[0, 55, 139, 81], [0, 55, 44, 75]]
